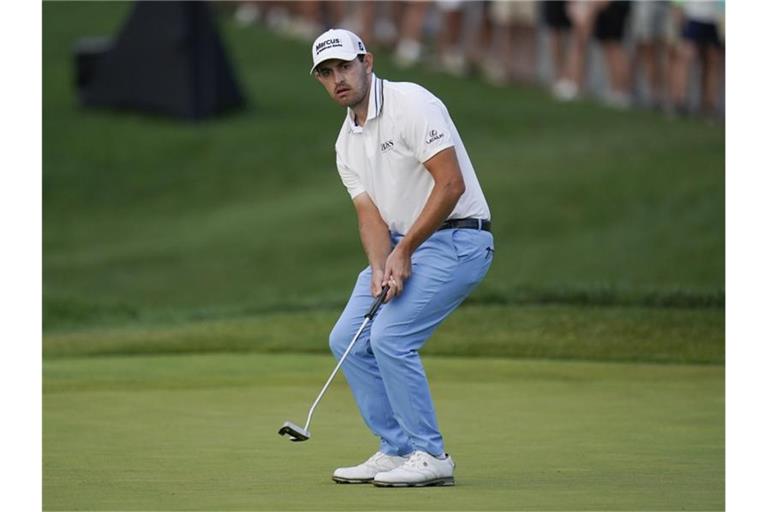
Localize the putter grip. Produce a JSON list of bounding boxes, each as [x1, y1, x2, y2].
[[365, 285, 390, 319]]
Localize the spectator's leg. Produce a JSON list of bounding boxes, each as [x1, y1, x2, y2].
[[561, 2, 599, 96], [602, 41, 631, 106], [394, 1, 430, 67], [353, 1, 375, 47], [671, 39, 696, 114], [509, 22, 537, 83], [324, 1, 347, 29], [467, 2, 494, 72], [437, 3, 467, 76], [646, 40, 668, 108], [549, 28, 569, 83], [701, 43, 724, 116]]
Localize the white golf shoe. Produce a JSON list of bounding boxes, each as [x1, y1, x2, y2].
[[373, 451, 455, 487], [332, 451, 407, 484]]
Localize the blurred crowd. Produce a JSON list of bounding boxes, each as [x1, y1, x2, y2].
[[231, 1, 725, 118]]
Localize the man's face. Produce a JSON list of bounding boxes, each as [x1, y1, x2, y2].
[[314, 55, 372, 109]]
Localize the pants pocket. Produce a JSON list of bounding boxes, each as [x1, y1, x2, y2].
[[451, 229, 495, 263]]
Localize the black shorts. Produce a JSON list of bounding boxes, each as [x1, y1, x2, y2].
[[594, 1, 631, 41], [542, 1, 571, 30], [682, 20, 723, 47]]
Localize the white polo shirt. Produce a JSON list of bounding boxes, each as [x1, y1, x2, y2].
[[334, 74, 491, 235]]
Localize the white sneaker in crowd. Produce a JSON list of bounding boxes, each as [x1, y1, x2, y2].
[[602, 90, 632, 110], [373, 450, 455, 487], [233, 4, 260, 26], [332, 451, 407, 484], [283, 19, 321, 42], [552, 79, 579, 102], [481, 58, 509, 87], [440, 50, 468, 77], [394, 39, 422, 68]]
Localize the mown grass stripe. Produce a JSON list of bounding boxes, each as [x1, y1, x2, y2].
[[43, 304, 724, 365]]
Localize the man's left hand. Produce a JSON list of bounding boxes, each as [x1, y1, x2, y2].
[[383, 245, 411, 302]]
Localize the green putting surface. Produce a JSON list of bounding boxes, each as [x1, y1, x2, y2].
[[44, 353, 724, 511]]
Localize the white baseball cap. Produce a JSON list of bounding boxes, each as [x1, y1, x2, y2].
[[309, 28, 367, 75]]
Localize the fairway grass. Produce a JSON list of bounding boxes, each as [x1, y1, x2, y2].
[[44, 353, 724, 511]]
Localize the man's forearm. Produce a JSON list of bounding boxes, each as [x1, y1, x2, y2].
[[397, 147, 466, 256], [359, 213, 392, 271], [397, 181, 463, 256]]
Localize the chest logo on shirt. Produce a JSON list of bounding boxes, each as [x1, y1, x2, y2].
[[426, 129, 445, 145], [380, 139, 395, 152]]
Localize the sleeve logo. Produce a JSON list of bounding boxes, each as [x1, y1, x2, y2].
[[426, 129, 445, 144]]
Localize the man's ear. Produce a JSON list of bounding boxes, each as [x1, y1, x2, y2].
[[364, 53, 374, 75]]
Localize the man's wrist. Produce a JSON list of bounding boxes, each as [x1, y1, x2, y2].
[[396, 238, 415, 256]]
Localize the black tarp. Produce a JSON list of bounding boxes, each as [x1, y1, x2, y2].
[[75, 1, 246, 120]]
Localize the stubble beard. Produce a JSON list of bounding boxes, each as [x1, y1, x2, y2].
[[339, 72, 370, 110]]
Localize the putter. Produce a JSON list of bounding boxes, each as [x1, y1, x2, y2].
[[278, 285, 390, 442]]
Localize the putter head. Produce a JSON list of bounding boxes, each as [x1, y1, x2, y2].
[[278, 421, 310, 442]]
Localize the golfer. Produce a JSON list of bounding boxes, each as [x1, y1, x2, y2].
[[311, 29, 494, 487]]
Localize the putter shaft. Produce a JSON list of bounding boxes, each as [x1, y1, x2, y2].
[[280, 285, 389, 441], [301, 315, 371, 432]]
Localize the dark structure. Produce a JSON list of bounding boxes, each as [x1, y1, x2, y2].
[[74, 1, 246, 120]]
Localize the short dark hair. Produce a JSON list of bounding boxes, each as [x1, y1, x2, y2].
[[313, 55, 366, 76]]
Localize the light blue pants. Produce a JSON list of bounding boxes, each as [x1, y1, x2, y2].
[[329, 228, 494, 457]]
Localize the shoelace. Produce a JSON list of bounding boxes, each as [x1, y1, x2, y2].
[[402, 451, 430, 469], [365, 451, 387, 465]]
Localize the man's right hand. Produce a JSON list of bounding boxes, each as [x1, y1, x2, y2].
[[371, 268, 386, 298]]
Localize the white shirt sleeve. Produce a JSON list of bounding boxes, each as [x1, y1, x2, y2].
[[336, 154, 365, 199], [401, 97, 455, 163]]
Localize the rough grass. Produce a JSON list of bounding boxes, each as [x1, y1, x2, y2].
[[43, 3, 724, 332], [44, 303, 724, 365]]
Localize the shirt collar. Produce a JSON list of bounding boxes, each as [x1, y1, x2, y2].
[[347, 73, 384, 132]]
